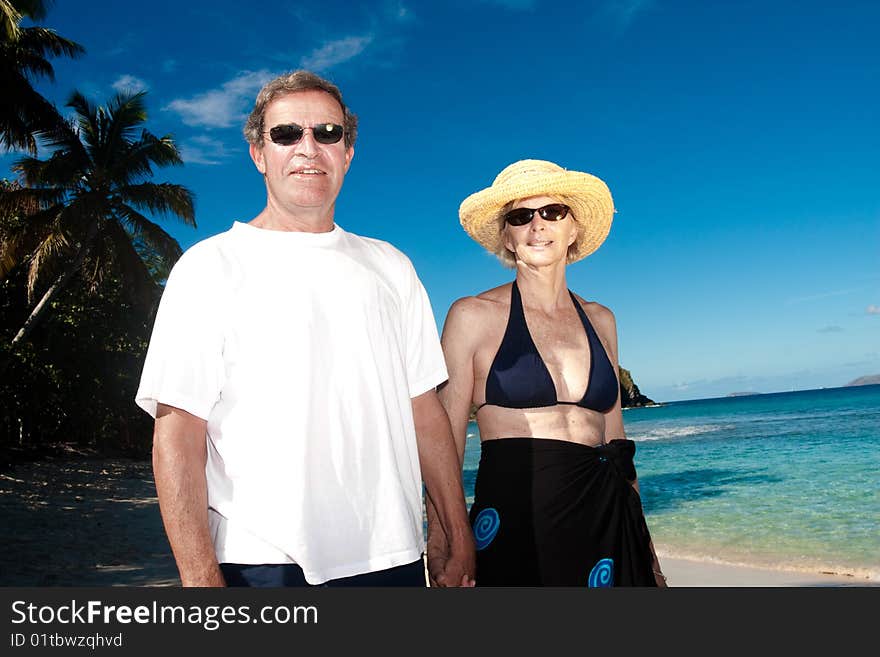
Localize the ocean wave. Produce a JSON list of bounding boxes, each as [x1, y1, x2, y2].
[[655, 547, 880, 583], [628, 424, 735, 441]]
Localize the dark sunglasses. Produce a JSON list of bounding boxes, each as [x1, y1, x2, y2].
[[267, 122, 345, 146], [503, 203, 571, 227]]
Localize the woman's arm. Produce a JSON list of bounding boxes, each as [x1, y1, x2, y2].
[[592, 303, 667, 586], [426, 297, 483, 586], [594, 305, 626, 442], [438, 297, 483, 464]]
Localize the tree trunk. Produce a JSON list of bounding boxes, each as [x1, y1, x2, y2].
[[11, 269, 68, 345], [10, 222, 99, 347]]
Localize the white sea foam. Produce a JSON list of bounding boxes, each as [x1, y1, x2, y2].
[[655, 547, 880, 583], [628, 423, 734, 442], [623, 403, 663, 410]]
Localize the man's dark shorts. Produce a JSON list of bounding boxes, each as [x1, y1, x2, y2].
[[220, 558, 426, 587]]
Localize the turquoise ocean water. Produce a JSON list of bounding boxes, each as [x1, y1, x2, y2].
[[461, 384, 880, 581]]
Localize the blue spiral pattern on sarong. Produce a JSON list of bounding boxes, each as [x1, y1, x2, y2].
[[472, 508, 500, 550], [588, 558, 614, 587]]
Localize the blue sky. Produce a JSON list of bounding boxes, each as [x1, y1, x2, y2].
[[5, 0, 878, 402]]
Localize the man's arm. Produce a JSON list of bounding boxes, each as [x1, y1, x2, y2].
[[152, 403, 225, 587], [412, 389, 475, 587]]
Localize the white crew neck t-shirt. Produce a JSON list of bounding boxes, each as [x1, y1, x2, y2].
[[136, 221, 447, 584]]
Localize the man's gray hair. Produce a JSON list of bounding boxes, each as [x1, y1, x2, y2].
[[243, 70, 358, 148]]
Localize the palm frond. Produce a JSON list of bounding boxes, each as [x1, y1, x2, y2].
[[91, 93, 147, 174], [0, 185, 63, 213], [0, 202, 62, 278], [116, 182, 195, 225], [16, 26, 84, 64], [106, 91, 147, 141], [12, 147, 84, 188], [114, 204, 184, 266], [7, 1, 51, 22], [0, 2, 82, 155], [25, 224, 69, 301], [0, 105, 37, 153], [65, 90, 103, 156], [4, 46, 55, 79], [0, 71, 63, 152], [100, 215, 157, 310], [0, 0, 25, 41], [114, 131, 184, 183], [33, 112, 87, 160]]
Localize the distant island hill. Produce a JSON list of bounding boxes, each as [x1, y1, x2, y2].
[[846, 374, 880, 386], [725, 374, 880, 398], [619, 366, 655, 407]]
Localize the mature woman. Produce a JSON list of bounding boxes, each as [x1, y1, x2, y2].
[[430, 159, 665, 587]]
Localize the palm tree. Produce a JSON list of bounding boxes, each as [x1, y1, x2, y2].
[[1, 0, 84, 154], [0, 90, 196, 347]]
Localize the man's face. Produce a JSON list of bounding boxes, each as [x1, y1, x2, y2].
[[249, 89, 354, 215]]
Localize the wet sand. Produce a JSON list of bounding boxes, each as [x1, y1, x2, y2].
[[0, 453, 872, 587], [0, 451, 178, 586]]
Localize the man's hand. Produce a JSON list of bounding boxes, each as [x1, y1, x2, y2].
[[426, 527, 449, 587], [435, 550, 476, 588], [426, 500, 475, 587], [427, 528, 475, 587]]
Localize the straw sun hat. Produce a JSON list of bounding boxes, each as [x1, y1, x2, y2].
[[458, 159, 615, 266]]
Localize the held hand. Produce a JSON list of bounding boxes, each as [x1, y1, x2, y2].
[[426, 546, 448, 587], [434, 551, 476, 588], [426, 520, 450, 587], [435, 532, 476, 588], [426, 531, 476, 587]]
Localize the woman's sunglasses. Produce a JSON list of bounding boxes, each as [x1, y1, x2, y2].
[[503, 203, 571, 227], [267, 122, 345, 146]]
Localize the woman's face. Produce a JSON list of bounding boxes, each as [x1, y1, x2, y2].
[[502, 195, 579, 267]]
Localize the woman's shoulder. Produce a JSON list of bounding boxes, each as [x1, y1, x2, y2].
[[446, 283, 512, 328], [570, 292, 617, 332]]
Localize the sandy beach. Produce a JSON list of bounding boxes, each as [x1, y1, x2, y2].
[[0, 452, 872, 587]]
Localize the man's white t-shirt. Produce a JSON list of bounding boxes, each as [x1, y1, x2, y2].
[[136, 221, 447, 584]]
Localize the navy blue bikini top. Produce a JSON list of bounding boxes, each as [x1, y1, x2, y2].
[[478, 281, 619, 413]]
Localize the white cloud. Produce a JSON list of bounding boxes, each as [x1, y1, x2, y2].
[[868, 305, 880, 315], [603, 0, 654, 31], [785, 287, 859, 305], [299, 35, 375, 72], [178, 135, 235, 166], [112, 74, 148, 94], [105, 32, 137, 58], [392, 1, 414, 21], [164, 70, 274, 128], [478, 0, 536, 9]]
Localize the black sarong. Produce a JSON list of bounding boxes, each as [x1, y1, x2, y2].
[[469, 437, 657, 586]]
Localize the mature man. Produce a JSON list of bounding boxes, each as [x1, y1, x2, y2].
[[136, 70, 474, 587]]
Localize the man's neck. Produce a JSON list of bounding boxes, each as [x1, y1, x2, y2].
[[249, 205, 335, 233]]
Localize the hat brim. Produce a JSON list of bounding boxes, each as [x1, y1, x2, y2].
[[459, 169, 614, 264]]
